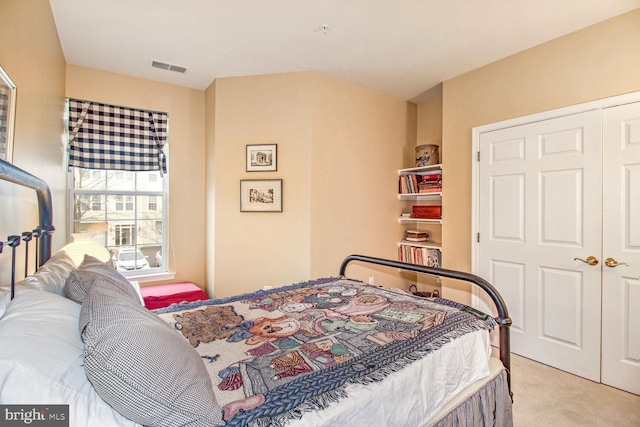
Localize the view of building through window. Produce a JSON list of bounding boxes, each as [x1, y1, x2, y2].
[[69, 168, 166, 273]]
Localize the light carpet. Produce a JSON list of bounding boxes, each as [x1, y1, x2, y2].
[[510, 352, 640, 426]]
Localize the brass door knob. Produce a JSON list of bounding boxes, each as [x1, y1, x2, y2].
[[605, 258, 629, 268], [573, 256, 599, 266]]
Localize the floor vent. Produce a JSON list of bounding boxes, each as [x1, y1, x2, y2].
[[151, 60, 187, 74]]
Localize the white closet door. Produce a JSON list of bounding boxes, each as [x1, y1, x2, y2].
[[602, 101, 640, 395], [477, 110, 602, 381]]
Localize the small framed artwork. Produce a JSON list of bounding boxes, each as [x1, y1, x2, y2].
[[246, 144, 277, 172], [240, 179, 283, 212], [0, 65, 17, 163]]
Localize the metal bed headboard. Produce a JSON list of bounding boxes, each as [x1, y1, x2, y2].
[[0, 159, 55, 298]]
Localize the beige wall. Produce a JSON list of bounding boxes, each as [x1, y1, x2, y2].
[[310, 73, 417, 284], [206, 72, 314, 297], [0, 0, 66, 283], [206, 72, 415, 297], [442, 9, 640, 303], [65, 65, 207, 287]]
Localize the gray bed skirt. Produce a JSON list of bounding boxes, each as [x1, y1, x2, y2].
[[430, 368, 513, 427]]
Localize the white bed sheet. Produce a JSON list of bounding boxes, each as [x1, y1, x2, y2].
[[289, 328, 492, 427]]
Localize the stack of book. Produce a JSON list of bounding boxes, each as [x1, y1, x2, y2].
[[404, 229, 430, 242], [418, 172, 442, 193], [398, 245, 440, 267]]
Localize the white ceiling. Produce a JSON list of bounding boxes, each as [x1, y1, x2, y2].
[[49, 0, 640, 102]]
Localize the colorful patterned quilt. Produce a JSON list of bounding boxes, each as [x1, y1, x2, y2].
[[155, 277, 494, 427]]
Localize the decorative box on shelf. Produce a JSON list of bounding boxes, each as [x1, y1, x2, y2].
[[411, 205, 442, 219]]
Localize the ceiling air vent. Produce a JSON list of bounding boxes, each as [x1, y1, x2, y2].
[[151, 60, 187, 74]]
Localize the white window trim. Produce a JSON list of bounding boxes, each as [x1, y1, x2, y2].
[[66, 169, 172, 281]]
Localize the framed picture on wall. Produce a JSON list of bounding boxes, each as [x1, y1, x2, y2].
[[0, 66, 17, 163], [246, 144, 277, 172], [240, 179, 283, 212]]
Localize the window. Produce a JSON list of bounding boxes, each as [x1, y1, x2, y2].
[[69, 168, 167, 275], [90, 195, 101, 211], [66, 99, 169, 278]]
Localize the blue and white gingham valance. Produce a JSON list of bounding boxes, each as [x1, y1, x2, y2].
[[67, 99, 168, 173]]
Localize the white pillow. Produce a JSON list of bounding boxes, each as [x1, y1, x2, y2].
[[0, 289, 139, 427], [0, 250, 76, 317]]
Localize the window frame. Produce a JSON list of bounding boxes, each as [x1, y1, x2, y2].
[[67, 167, 171, 282]]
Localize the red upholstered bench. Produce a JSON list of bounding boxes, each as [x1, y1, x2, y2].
[[140, 282, 209, 309]]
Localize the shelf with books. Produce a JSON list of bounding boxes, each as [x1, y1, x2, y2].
[[398, 164, 442, 198], [397, 163, 443, 272], [397, 242, 441, 268]]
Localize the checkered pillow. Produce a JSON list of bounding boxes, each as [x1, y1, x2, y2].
[[79, 280, 223, 426], [65, 255, 140, 304]]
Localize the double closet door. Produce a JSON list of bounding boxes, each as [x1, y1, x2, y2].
[[476, 100, 640, 395]]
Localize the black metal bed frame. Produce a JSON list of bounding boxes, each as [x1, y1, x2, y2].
[[0, 159, 55, 298], [339, 254, 512, 398]]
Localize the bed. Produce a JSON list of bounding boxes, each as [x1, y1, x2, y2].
[[0, 159, 513, 427]]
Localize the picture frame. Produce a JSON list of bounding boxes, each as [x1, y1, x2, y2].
[[240, 179, 283, 212], [0, 66, 17, 163], [246, 144, 277, 172]]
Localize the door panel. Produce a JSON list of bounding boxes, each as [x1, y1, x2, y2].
[[539, 266, 583, 348], [490, 260, 526, 334], [477, 110, 602, 381], [602, 102, 640, 394], [491, 174, 524, 242], [540, 169, 583, 246]]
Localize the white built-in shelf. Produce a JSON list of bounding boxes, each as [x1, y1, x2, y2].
[[397, 191, 442, 200], [398, 240, 442, 250], [398, 216, 442, 224], [398, 164, 442, 175], [397, 163, 443, 272]]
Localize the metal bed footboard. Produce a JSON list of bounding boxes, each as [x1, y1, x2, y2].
[[339, 254, 513, 399], [0, 159, 55, 298]]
